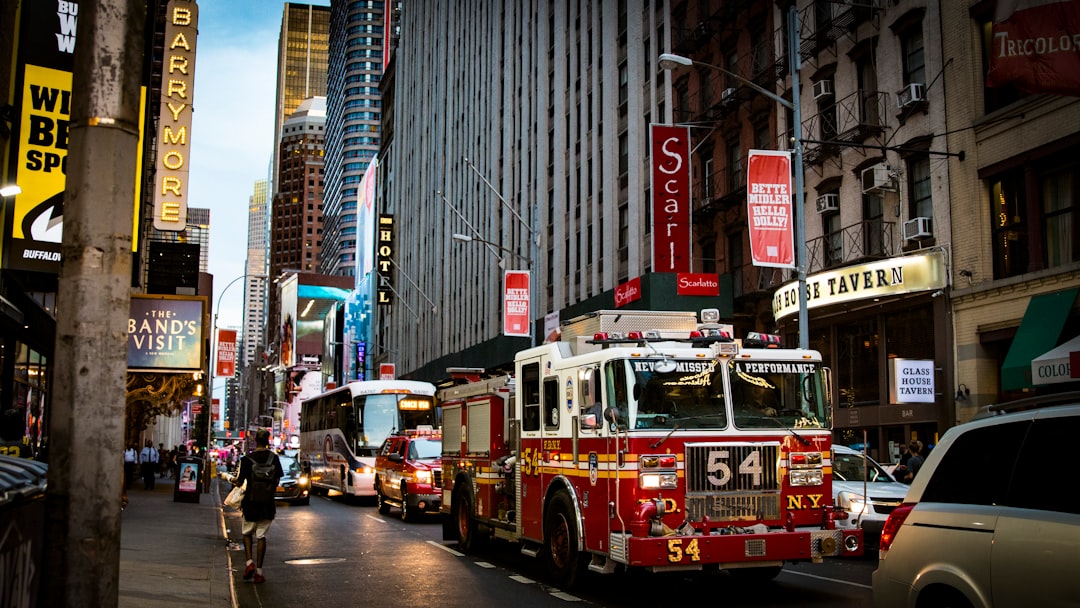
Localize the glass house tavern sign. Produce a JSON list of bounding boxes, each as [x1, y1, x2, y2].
[[773, 251, 947, 321]]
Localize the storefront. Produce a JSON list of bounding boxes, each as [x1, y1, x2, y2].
[[773, 251, 950, 464]]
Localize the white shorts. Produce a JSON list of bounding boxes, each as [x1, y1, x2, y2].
[[242, 518, 273, 539]]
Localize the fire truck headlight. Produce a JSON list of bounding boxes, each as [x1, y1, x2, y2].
[[414, 470, 432, 484], [789, 469, 823, 486], [640, 473, 678, 489]]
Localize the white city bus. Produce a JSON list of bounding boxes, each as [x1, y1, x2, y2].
[[299, 380, 437, 499]]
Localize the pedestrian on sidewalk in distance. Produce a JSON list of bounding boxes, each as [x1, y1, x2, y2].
[[123, 443, 139, 489], [139, 439, 159, 490], [235, 429, 283, 584]]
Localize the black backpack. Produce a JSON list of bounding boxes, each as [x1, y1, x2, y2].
[[246, 453, 278, 502]]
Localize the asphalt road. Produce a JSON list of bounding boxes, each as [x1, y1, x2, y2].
[[227, 492, 876, 607]]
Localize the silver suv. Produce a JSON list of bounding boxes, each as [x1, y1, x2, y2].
[[873, 402, 1080, 608]]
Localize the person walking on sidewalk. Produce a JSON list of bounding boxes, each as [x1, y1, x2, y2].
[[123, 443, 139, 489], [235, 429, 283, 584], [139, 440, 159, 490]]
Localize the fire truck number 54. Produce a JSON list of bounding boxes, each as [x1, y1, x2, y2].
[[520, 447, 543, 476], [668, 538, 702, 563], [708, 448, 765, 487]]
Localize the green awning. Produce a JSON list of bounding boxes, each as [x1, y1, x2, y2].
[[1001, 288, 1078, 391]]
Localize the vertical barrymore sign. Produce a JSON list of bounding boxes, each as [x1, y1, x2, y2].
[[154, 0, 198, 231], [650, 124, 691, 273]]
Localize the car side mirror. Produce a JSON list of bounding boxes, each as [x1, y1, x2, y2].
[[388, 453, 404, 463]]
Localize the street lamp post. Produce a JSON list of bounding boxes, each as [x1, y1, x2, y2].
[[211, 273, 267, 459], [452, 233, 536, 345], [461, 158, 541, 346], [659, 6, 808, 350]]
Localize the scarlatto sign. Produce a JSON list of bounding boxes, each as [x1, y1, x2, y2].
[[773, 251, 947, 321]]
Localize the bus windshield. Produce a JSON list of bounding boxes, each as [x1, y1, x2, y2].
[[353, 394, 436, 455], [606, 358, 728, 430], [728, 359, 829, 429]]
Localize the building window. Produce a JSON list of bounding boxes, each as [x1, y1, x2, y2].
[[1042, 168, 1080, 268], [908, 155, 932, 219], [823, 203, 842, 267], [863, 192, 885, 257], [726, 139, 742, 194], [900, 23, 925, 87], [728, 229, 744, 297], [835, 319, 880, 408]]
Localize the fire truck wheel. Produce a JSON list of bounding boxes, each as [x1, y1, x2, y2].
[[454, 488, 482, 553], [544, 491, 583, 589]]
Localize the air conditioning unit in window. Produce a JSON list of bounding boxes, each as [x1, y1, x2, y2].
[[815, 193, 839, 214], [720, 87, 737, 104], [903, 216, 933, 241], [813, 79, 834, 100], [896, 82, 926, 109], [861, 164, 895, 194]]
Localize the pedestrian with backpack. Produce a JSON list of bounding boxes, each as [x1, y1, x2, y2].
[[235, 429, 283, 583]]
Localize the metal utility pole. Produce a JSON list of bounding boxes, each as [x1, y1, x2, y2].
[[43, 1, 145, 606]]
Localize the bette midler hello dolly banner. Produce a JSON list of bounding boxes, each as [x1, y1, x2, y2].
[[746, 150, 794, 269]]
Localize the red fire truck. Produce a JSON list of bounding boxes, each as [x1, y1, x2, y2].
[[438, 309, 861, 588]]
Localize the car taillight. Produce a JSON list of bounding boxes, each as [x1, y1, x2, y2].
[[878, 503, 915, 560]]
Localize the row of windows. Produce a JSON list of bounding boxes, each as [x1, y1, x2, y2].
[[345, 73, 382, 84], [347, 24, 384, 35]]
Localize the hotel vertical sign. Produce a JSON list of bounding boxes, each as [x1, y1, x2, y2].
[[376, 214, 394, 305], [154, 0, 198, 231]]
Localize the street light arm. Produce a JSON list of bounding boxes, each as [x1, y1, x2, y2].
[[452, 233, 532, 265], [463, 156, 535, 241], [658, 53, 793, 111]]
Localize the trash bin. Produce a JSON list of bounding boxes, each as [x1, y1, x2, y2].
[[0, 455, 47, 606], [174, 456, 203, 503]]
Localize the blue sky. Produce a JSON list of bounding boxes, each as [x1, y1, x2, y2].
[[190, 0, 326, 336]]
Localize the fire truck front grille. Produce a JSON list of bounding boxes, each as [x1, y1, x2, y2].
[[684, 443, 781, 522]]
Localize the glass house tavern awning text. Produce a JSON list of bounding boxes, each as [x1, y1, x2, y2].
[[773, 252, 947, 322]]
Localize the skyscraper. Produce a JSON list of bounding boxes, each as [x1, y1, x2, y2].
[[274, 2, 330, 185], [270, 97, 326, 280], [242, 179, 269, 367], [321, 0, 395, 276]]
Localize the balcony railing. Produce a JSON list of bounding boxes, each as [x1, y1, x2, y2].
[[805, 220, 896, 274], [802, 89, 889, 164]]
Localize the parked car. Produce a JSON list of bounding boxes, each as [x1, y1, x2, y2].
[[873, 402, 1080, 608], [374, 431, 442, 521], [831, 445, 908, 550], [275, 453, 310, 505]]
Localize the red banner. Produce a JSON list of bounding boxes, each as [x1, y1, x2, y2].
[[215, 329, 237, 377], [615, 277, 642, 308], [746, 150, 794, 269], [677, 273, 720, 296], [986, 0, 1080, 96], [503, 270, 531, 337], [651, 124, 691, 273], [379, 363, 396, 380]]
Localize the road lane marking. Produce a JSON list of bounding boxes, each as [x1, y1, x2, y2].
[[475, 561, 496, 568], [428, 540, 465, 557], [510, 575, 536, 584], [550, 591, 582, 602], [365, 514, 386, 523], [782, 569, 873, 589]]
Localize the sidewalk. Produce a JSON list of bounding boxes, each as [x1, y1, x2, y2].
[[119, 473, 237, 608]]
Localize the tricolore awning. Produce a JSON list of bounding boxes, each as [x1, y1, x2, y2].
[[1001, 288, 1078, 391]]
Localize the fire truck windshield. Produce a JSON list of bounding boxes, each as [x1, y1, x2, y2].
[[607, 358, 728, 430], [728, 359, 829, 430]]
